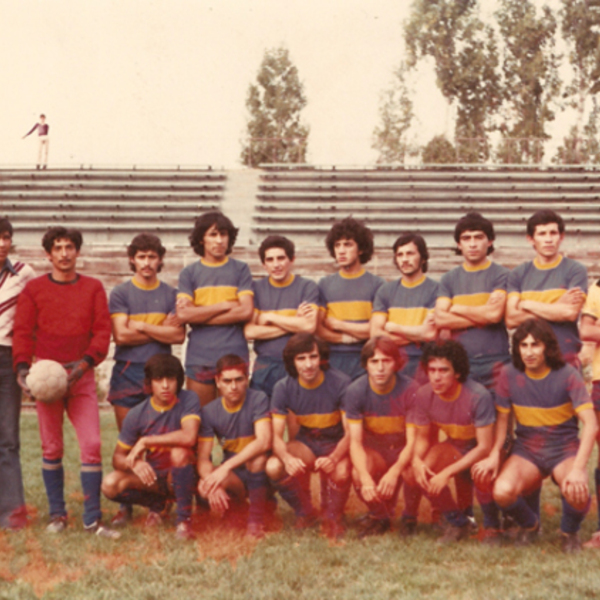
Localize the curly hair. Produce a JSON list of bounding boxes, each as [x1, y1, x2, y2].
[[420, 340, 470, 383], [360, 336, 405, 371], [127, 233, 166, 273], [325, 217, 374, 264], [526, 210, 565, 238], [511, 318, 565, 372], [42, 227, 83, 253], [454, 212, 495, 256], [282, 333, 330, 378], [188, 211, 238, 257], [144, 354, 184, 393], [258, 235, 295, 263], [392, 233, 429, 273], [215, 354, 249, 377]]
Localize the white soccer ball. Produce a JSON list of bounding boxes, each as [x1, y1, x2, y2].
[[26, 360, 69, 403]]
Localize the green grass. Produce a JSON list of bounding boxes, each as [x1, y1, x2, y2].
[[1, 413, 600, 600]]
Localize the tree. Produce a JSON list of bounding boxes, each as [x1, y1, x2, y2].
[[494, 0, 561, 163], [372, 63, 416, 164], [240, 47, 309, 167], [554, 98, 600, 164], [422, 135, 457, 164]]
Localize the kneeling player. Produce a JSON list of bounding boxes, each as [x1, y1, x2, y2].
[[346, 337, 417, 538], [197, 355, 271, 539], [267, 333, 351, 538], [410, 340, 495, 544], [102, 354, 200, 540], [477, 318, 597, 552]]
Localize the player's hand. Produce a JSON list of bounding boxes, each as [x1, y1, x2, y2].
[[427, 471, 450, 497], [557, 287, 584, 307], [163, 312, 182, 328], [471, 453, 500, 488], [128, 319, 145, 332], [376, 470, 400, 500], [413, 459, 435, 492], [360, 477, 379, 503], [314, 456, 335, 474], [324, 315, 343, 331], [16, 367, 33, 398], [283, 455, 306, 477], [200, 464, 230, 494], [205, 486, 230, 514], [67, 360, 90, 387], [561, 467, 589, 507], [296, 302, 316, 319], [126, 438, 147, 468], [132, 460, 157, 487]]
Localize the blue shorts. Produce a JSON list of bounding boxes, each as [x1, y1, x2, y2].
[[511, 437, 579, 478], [328, 351, 364, 381], [364, 439, 404, 468], [250, 356, 287, 399], [468, 355, 511, 395], [108, 360, 147, 409], [186, 364, 217, 385], [592, 381, 600, 412], [295, 429, 340, 458]]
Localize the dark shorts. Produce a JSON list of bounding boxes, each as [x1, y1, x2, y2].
[[364, 439, 404, 468], [592, 381, 600, 412], [108, 361, 146, 409], [295, 429, 340, 458], [511, 437, 579, 478], [186, 364, 217, 385], [328, 352, 365, 381], [250, 356, 287, 399]]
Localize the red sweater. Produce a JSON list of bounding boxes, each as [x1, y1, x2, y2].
[[13, 273, 111, 368]]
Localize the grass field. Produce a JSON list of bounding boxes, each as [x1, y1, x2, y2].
[[1, 412, 600, 600]]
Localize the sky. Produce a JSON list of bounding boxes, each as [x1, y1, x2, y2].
[[0, 0, 567, 169]]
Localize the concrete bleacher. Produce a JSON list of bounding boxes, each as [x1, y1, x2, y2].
[[0, 167, 226, 245], [253, 165, 600, 249]]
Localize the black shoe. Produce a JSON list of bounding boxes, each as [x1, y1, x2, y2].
[[561, 532, 582, 554], [398, 517, 417, 537], [357, 517, 391, 539], [111, 505, 133, 528], [437, 524, 470, 545], [514, 523, 539, 547]]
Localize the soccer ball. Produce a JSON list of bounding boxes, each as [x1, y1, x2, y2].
[[26, 360, 69, 403]]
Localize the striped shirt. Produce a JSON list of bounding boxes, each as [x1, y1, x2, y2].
[[0, 258, 35, 347]]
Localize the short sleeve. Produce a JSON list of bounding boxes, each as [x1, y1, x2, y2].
[[270, 378, 289, 417], [177, 265, 195, 301], [372, 282, 391, 315], [568, 261, 588, 294], [566, 367, 593, 412], [236, 262, 254, 297], [198, 405, 216, 439], [494, 365, 512, 413], [252, 390, 271, 422], [108, 284, 129, 316], [473, 388, 496, 428]]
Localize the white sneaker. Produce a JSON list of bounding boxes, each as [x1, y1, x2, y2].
[[84, 520, 121, 540]]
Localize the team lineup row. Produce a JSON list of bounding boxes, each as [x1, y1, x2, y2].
[[1, 208, 599, 551]]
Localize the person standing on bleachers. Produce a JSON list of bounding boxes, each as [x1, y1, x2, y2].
[[176, 212, 254, 406], [244, 235, 319, 398], [317, 217, 384, 380], [22, 114, 49, 170]]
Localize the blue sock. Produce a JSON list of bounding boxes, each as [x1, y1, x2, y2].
[[504, 497, 538, 529], [444, 509, 469, 528], [476, 487, 500, 529], [326, 479, 351, 522], [172, 464, 196, 524], [81, 463, 103, 527], [560, 495, 590, 535], [274, 475, 313, 518], [402, 483, 422, 520], [42, 459, 66, 519], [112, 489, 166, 513], [524, 487, 541, 518], [246, 471, 268, 527]]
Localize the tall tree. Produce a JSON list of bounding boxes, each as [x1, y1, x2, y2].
[[241, 47, 309, 167], [404, 0, 501, 162], [372, 63, 415, 164], [495, 0, 561, 163]]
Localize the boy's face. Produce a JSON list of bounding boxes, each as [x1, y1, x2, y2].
[[131, 250, 161, 281], [263, 247, 293, 282], [395, 241, 423, 277], [528, 222, 563, 261], [151, 376, 178, 405], [216, 367, 248, 405], [518, 334, 547, 373], [366, 348, 397, 390], [293, 344, 322, 385], [426, 357, 460, 397], [333, 238, 360, 269], [203, 224, 229, 262], [48, 237, 79, 274], [457, 230, 491, 266]]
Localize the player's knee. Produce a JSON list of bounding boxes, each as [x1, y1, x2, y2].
[[331, 458, 351, 484], [493, 477, 517, 507], [101, 471, 121, 498], [246, 453, 267, 474], [170, 446, 191, 468], [265, 456, 284, 481]]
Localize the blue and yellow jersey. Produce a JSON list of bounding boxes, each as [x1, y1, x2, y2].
[[372, 275, 439, 358], [318, 269, 384, 354], [118, 389, 201, 470], [109, 278, 178, 363], [438, 260, 509, 360], [507, 256, 588, 359], [199, 388, 270, 460], [271, 368, 350, 442], [344, 372, 417, 448], [177, 257, 254, 367], [253, 274, 319, 359], [495, 363, 592, 447], [582, 281, 600, 381]]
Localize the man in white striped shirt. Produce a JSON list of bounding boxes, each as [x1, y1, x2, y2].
[[0, 218, 35, 530]]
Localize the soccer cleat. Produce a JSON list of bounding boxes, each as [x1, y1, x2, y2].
[[436, 524, 470, 545], [480, 528, 502, 547], [84, 521, 121, 540], [357, 517, 391, 539], [561, 532, 582, 554], [46, 516, 68, 534], [466, 515, 478, 533], [144, 511, 163, 528], [398, 517, 417, 537], [583, 531, 600, 549], [246, 522, 266, 540], [513, 523, 539, 547], [110, 505, 133, 528], [175, 520, 195, 541]]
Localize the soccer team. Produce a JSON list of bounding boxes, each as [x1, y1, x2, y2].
[[1, 208, 600, 552]]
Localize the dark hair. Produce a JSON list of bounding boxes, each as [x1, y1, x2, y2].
[[511, 318, 565, 372], [127, 233, 166, 273], [325, 217, 374, 264], [259, 235, 295, 263], [215, 354, 249, 377], [526, 210, 565, 238], [392, 233, 429, 273], [42, 227, 83, 252], [454, 212, 495, 255], [144, 354, 184, 393], [282, 333, 330, 378], [188, 211, 238, 257], [40, 114, 46, 119], [360, 336, 405, 371], [420, 340, 470, 383], [0, 217, 13, 238]]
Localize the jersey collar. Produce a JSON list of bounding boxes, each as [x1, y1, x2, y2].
[[533, 255, 562, 270], [463, 259, 492, 273]]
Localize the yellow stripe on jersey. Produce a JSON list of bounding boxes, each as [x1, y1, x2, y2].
[[519, 289, 566, 304], [576, 402, 594, 414], [117, 440, 133, 450], [364, 415, 406, 435], [181, 414, 201, 424], [436, 422, 476, 440], [194, 286, 239, 306], [388, 306, 429, 326], [223, 435, 255, 454], [296, 412, 341, 429], [327, 301, 373, 322], [513, 402, 574, 427], [451, 292, 491, 307], [129, 313, 168, 325]]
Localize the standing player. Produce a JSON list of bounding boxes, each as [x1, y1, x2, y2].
[[197, 354, 271, 538], [371, 233, 439, 379], [177, 212, 254, 406], [506, 210, 587, 368], [13, 227, 117, 537], [409, 340, 495, 544], [345, 337, 417, 538], [267, 333, 351, 538], [101, 355, 200, 540], [22, 114, 49, 169], [0, 218, 35, 531], [317, 217, 384, 380], [476, 319, 597, 553], [245, 235, 319, 398]]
